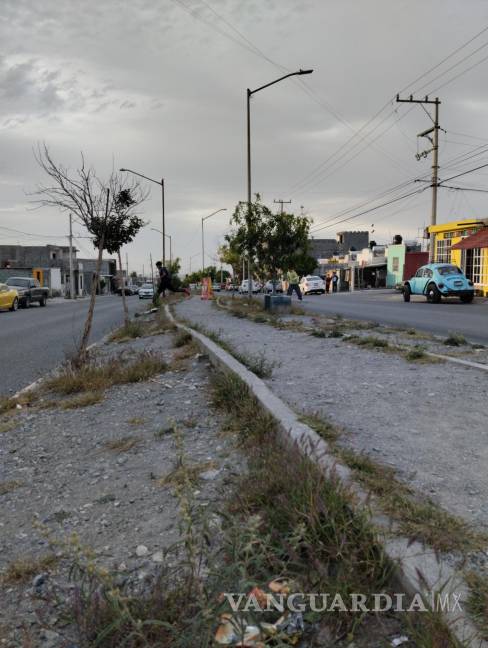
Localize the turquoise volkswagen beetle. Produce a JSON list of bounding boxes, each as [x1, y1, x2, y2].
[[403, 263, 475, 303]]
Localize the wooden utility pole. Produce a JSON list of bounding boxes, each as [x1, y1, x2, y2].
[[273, 198, 291, 215], [396, 94, 441, 261]]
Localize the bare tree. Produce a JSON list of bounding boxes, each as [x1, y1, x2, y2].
[[33, 144, 148, 361]]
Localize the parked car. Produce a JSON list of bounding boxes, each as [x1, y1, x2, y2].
[[0, 283, 19, 312], [238, 280, 261, 294], [212, 283, 221, 292], [299, 275, 325, 295], [5, 277, 49, 307], [264, 280, 283, 294], [138, 283, 155, 299], [117, 285, 138, 296], [225, 283, 237, 291], [403, 263, 475, 303]]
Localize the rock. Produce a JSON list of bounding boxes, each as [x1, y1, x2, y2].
[[135, 544, 149, 557], [32, 573, 47, 592], [152, 551, 163, 563], [200, 469, 220, 481]]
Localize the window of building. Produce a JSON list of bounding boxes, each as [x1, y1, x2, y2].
[[392, 257, 399, 272], [472, 248, 482, 284], [436, 238, 451, 263]]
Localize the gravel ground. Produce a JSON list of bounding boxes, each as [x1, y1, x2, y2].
[[0, 326, 243, 647], [175, 298, 488, 533]]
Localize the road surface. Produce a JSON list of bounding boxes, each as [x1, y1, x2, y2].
[[295, 289, 488, 344], [0, 295, 144, 395]]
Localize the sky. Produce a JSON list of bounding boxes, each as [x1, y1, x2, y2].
[[1, 0, 488, 276]]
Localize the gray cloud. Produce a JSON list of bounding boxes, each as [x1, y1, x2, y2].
[[1, 0, 488, 273]]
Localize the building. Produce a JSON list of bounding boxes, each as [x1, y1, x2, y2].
[[386, 242, 427, 288], [77, 258, 117, 295], [0, 244, 76, 295], [309, 231, 370, 276], [428, 218, 488, 295], [0, 244, 117, 297]]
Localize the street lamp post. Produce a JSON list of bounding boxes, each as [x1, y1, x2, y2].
[[201, 208, 227, 275], [150, 228, 172, 265], [246, 68, 313, 298], [120, 168, 166, 264]]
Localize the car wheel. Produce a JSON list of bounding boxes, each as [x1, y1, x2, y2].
[[426, 283, 441, 304], [23, 296, 31, 308], [9, 297, 18, 312], [403, 284, 411, 302], [460, 293, 474, 303], [39, 296, 46, 307]]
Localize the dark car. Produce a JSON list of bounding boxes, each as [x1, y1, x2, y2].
[[5, 277, 49, 308]]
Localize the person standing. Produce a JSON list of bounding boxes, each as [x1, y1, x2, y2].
[[285, 269, 302, 301], [325, 273, 332, 294], [332, 271, 339, 293]]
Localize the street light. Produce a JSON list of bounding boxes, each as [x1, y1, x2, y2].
[[202, 208, 227, 274], [120, 168, 166, 264], [150, 228, 172, 266], [246, 68, 313, 298]]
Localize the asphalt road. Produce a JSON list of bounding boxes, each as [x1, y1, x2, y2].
[[295, 289, 488, 344], [0, 295, 144, 395]]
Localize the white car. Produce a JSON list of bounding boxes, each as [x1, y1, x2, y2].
[[299, 275, 325, 295], [264, 280, 283, 293], [138, 283, 154, 299], [239, 280, 260, 294]]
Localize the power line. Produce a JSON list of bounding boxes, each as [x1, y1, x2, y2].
[[0, 225, 66, 239]]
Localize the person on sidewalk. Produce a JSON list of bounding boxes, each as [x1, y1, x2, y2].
[[285, 269, 302, 301], [325, 273, 332, 294], [154, 262, 190, 303], [331, 271, 339, 293]]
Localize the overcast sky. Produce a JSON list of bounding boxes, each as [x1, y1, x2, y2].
[[1, 0, 488, 275]]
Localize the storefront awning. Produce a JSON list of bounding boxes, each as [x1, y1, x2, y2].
[[451, 228, 488, 250]]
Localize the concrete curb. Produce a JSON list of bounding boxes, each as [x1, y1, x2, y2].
[[167, 303, 487, 647]]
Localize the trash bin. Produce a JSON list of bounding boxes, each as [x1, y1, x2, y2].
[[264, 294, 292, 312]]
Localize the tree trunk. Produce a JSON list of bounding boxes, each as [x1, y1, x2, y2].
[[77, 240, 104, 363], [118, 248, 129, 327], [77, 188, 110, 364]]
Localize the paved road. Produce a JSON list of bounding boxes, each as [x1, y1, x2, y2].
[[293, 289, 488, 344], [0, 295, 144, 395]]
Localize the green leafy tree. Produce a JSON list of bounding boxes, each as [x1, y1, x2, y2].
[[226, 196, 316, 290]]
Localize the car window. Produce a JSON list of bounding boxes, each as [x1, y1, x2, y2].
[[437, 265, 462, 276], [142, 284, 153, 289], [415, 268, 424, 277], [6, 277, 30, 287], [307, 276, 321, 281], [423, 268, 433, 278], [0, 285, 6, 292]]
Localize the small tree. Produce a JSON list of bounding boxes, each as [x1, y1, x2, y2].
[[94, 189, 146, 327], [34, 145, 147, 360]]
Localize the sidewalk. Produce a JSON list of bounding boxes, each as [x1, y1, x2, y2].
[[175, 298, 488, 536]]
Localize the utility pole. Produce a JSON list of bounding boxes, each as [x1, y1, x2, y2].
[[68, 213, 75, 299], [149, 252, 154, 287], [396, 94, 440, 261], [126, 252, 129, 283], [274, 199, 291, 215]]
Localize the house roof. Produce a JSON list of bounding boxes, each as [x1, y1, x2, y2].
[[451, 228, 488, 250]]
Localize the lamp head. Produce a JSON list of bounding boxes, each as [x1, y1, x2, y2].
[[119, 168, 127, 172], [299, 69, 313, 75]]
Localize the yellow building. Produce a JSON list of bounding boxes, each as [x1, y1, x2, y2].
[[428, 218, 488, 296]]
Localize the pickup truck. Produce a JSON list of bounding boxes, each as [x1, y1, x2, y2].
[[5, 277, 49, 308]]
